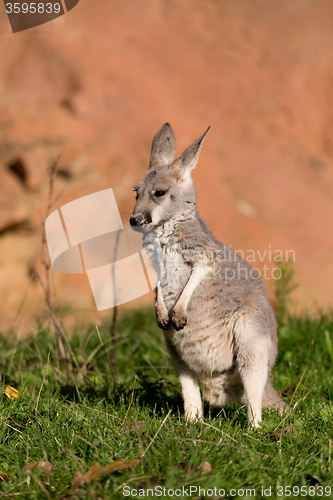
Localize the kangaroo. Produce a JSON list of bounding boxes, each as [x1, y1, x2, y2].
[[130, 123, 285, 427]]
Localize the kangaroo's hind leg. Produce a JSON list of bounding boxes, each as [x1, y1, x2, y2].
[[262, 378, 286, 415], [164, 332, 203, 421], [234, 314, 273, 428]]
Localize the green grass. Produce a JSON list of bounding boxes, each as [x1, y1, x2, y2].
[[1, 308, 333, 499]]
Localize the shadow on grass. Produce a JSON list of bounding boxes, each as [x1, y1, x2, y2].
[[57, 372, 252, 428], [58, 370, 184, 418]]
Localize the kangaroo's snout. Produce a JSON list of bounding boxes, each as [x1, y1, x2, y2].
[[130, 214, 144, 227], [129, 213, 152, 231]]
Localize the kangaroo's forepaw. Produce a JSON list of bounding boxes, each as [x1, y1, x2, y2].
[[155, 305, 170, 330], [172, 308, 187, 331], [157, 315, 171, 330]]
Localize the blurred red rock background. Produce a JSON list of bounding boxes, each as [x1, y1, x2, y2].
[[0, 0, 332, 333]]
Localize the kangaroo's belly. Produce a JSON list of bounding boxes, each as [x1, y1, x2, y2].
[[168, 316, 236, 376], [157, 237, 269, 377]]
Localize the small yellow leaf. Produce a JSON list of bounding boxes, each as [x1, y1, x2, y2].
[[4, 386, 19, 400], [302, 391, 310, 401]]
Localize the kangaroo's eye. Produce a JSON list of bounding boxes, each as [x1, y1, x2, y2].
[[154, 190, 166, 197]]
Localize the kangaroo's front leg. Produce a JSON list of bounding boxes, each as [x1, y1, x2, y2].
[[172, 263, 210, 331], [155, 283, 170, 330]]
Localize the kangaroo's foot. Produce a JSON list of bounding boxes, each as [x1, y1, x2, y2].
[[179, 372, 203, 421], [262, 379, 288, 416]]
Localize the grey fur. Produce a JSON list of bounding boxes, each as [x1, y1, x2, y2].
[[171, 126, 211, 182], [130, 124, 285, 427], [149, 123, 177, 170]]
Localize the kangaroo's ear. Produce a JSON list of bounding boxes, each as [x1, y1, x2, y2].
[[149, 123, 176, 170], [170, 126, 211, 187]]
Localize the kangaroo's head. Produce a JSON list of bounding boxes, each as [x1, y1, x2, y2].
[[130, 123, 210, 230]]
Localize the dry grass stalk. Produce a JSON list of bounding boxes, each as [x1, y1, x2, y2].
[[36, 157, 70, 378]]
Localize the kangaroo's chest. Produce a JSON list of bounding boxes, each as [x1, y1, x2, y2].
[[160, 245, 190, 309]]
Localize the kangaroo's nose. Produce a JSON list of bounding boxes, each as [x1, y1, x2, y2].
[[130, 214, 144, 226]]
